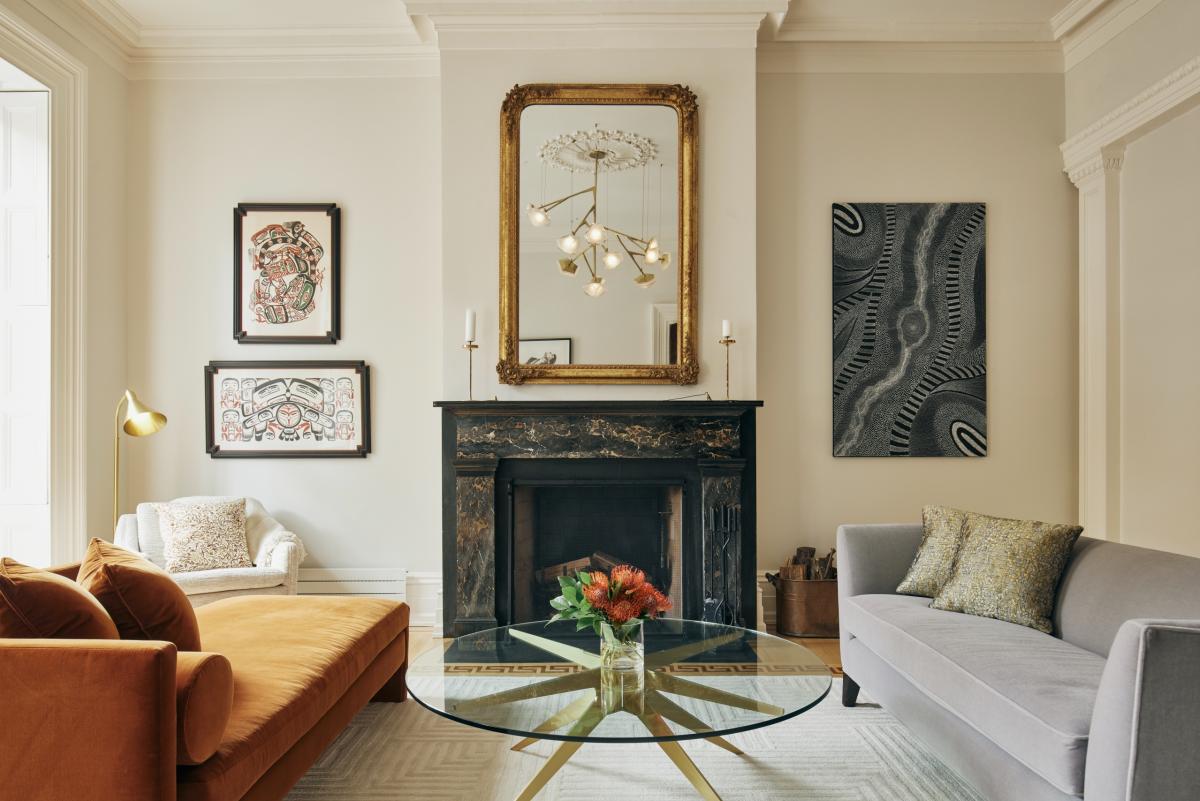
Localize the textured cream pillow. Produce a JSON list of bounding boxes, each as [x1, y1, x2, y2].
[[896, 506, 970, 597], [158, 499, 252, 574], [931, 510, 1083, 633]]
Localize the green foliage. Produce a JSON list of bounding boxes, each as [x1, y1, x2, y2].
[[547, 571, 642, 641]]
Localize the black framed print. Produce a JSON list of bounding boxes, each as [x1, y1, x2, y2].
[[206, 361, 370, 458], [519, 338, 573, 365], [234, 203, 340, 343]]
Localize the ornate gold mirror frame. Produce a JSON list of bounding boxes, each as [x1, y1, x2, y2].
[[498, 83, 699, 385]]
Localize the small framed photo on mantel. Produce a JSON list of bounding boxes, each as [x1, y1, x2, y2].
[[205, 361, 370, 458], [234, 203, 340, 344]]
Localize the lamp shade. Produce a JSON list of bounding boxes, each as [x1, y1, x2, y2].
[[121, 390, 167, 437]]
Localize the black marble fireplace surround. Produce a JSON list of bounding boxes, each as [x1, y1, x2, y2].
[[436, 400, 762, 637]]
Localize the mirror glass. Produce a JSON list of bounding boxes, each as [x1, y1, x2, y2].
[[518, 104, 680, 366]]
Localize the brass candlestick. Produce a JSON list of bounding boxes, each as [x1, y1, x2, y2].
[[719, 336, 736, 400], [463, 341, 479, 400]]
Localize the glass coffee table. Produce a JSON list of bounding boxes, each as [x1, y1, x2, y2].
[[407, 619, 832, 801]]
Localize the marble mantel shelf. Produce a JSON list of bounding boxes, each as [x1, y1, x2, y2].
[[436, 399, 763, 636]]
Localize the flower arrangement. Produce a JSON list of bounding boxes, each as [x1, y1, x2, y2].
[[549, 565, 672, 643]]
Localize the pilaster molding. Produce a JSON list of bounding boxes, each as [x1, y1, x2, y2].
[[0, 4, 88, 562], [1066, 148, 1125, 186]]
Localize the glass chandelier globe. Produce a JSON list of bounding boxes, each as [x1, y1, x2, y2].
[[557, 234, 580, 255], [526, 205, 550, 226], [585, 223, 605, 244], [584, 276, 607, 297], [603, 250, 623, 269], [634, 273, 657, 289]]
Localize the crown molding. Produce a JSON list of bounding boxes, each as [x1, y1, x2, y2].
[[1053, 0, 1164, 70], [758, 41, 1063, 75], [422, 12, 769, 50], [771, 19, 1054, 44], [1061, 55, 1200, 182]]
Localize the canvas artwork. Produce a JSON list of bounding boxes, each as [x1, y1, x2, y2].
[[519, 338, 573, 365], [832, 202, 987, 457], [234, 203, 340, 343], [205, 361, 370, 457]]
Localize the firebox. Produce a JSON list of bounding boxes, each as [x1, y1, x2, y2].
[[509, 483, 684, 624]]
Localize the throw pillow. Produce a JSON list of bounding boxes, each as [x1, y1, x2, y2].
[[896, 505, 970, 597], [931, 511, 1083, 633], [77, 537, 202, 651], [158, 498, 252, 574], [0, 557, 119, 639]]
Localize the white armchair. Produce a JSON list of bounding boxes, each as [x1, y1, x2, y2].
[[115, 496, 305, 607]]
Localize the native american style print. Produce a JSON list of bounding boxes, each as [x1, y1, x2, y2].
[[832, 203, 986, 457], [206, 361, 370, 458], [234, 204, 340, 343]]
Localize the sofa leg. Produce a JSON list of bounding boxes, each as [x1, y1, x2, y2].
[[842, 675, 860, 707], [372, 661, 408, 703]]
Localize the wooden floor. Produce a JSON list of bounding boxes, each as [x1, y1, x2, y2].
[[409, 628, 842, 672]]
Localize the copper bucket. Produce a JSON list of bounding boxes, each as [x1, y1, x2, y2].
[[775, 578, 839, 638]]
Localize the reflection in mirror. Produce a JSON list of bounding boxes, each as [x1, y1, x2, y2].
[[519, 104, 679, 366]]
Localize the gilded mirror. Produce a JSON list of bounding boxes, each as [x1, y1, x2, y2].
[[498, 84, 698, 384]]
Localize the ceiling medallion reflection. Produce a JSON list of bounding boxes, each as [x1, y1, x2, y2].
[[526, 127, 670, 298]]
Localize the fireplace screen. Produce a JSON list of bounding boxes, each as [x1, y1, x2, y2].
[[511, 484, 684, 624]]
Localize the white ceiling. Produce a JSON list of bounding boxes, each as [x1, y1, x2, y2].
[[83, 0, 1078, 43]]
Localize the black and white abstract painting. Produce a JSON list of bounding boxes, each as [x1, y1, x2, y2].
[[833, 203, 986, 457]]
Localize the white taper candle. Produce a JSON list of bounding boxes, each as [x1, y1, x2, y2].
[[721, 319, 732, 338], [465, 309, 476, 343]]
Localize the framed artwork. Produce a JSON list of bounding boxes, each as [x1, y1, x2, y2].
[[234, 203, 340, 343], [205, 361, 370, 458], [832, 202, 987, 457], [519, 338, 572, 365]]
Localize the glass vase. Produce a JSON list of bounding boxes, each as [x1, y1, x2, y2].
[[599, 620, 645, 714]]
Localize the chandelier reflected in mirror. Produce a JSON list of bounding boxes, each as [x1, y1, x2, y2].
[[525, 127, 671, 298]]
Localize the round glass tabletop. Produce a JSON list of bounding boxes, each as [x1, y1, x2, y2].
[[407, 619, 832, 744]]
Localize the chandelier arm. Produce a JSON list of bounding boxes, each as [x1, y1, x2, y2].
[[617, 238, 647, 276], [571, 203, 596, 235], [540, 185, 595, 213], [607, 226, 651, 250]]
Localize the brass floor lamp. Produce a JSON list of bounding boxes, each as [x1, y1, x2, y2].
[[113, 389, 167, 528]]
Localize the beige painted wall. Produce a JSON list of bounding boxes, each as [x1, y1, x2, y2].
[[0, 0, 128, 548], [125, 76, 443, 571], [439, 48, 757, 402], [1065, 0, 1200, 136], [1118, 104, 1200, 557], [756, 73, 1078, 565]]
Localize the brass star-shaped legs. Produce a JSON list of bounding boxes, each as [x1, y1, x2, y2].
[[452, 629, 785, 801]]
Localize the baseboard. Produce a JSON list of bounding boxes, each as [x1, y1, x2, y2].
[[298, 568, 443, 629]]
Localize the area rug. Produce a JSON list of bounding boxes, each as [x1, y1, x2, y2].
[[286, 680, 984, 801]]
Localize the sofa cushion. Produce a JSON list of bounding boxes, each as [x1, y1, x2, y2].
[[177, 595, 409, 801], [171, 566, 287, 596], [78, 538, 202, 651], [896, 505, 969, 598], [159, 498, 252, 574], [843, 593, 1103, 796], [176, 652, 235, 765], [0, 557, 119, 639]]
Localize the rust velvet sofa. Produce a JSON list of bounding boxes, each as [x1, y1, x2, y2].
[[0, 563, 410, 801]]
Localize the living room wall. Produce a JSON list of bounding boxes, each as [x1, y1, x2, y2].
[[124, 75, 443, 572], [755, 71, 1079, 565]]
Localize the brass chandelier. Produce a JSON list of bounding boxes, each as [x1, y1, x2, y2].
[[525, 128, 671, 298]]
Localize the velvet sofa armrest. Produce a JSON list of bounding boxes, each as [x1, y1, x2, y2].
[[1085, 619, 1200, 801], [835, 523, 922, 599], [0, 638, 178, 801]]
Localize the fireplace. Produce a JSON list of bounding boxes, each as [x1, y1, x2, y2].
[[435, 400, 762, 636]]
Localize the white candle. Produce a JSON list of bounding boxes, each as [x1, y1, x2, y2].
[[722, 319, 732, 339], [465, 309, 476, 343]]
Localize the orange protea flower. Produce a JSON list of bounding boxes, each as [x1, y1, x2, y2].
[[610, 565, 645, 592], [629, 583, 672, 617], [607, 598, 641, 625], [582, 573, 610, 608]]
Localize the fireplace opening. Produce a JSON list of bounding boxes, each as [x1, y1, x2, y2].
[[511, 483, 684, 624]]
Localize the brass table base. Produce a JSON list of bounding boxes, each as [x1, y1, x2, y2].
[[451, 630, 783, 801]]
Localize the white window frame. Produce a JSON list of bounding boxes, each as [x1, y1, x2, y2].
[[0, 8, 87, 564]]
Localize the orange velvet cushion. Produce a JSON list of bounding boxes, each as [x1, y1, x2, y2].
[[0, 557, 118, 638], [78, 537, 202, 651], [175, 651, 235, 765]]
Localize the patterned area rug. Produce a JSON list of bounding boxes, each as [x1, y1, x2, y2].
[[286, 680, 984, 801]]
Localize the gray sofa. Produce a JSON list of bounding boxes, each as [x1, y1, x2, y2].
[[837, 524, 1200, 801]]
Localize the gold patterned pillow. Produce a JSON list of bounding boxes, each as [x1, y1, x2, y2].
[[931, 511, 1083, 633], [158, 499, 252, 574], [896, 506, 969, 597]]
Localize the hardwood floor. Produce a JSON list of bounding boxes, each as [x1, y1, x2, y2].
[[408, 627, 842, 672]]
